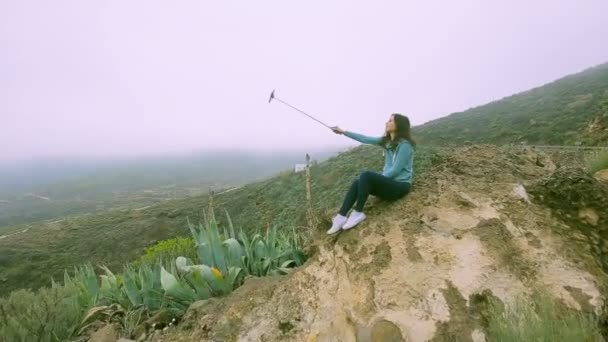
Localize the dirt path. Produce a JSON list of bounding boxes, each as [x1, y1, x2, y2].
[[0, 228, 29, 240]]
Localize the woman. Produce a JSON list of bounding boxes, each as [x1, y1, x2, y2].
[[327, 113, 415, 234]]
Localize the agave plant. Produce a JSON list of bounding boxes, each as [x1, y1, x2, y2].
[[58, 264, 101, 309], [239, 225, 306, 276], [188, 217, 233, 275], [174, 256, 243, 296], [187, 212, 306, 278]]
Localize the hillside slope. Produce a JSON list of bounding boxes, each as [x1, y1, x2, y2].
[[0, 145, 437, 296], [160, 146, 608, 342], [415, 63, 608, 146]]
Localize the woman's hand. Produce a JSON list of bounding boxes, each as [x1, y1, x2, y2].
[[331, 126, 345, 135]]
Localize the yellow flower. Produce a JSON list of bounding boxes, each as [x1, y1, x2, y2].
[[211, 267, 223, 279]]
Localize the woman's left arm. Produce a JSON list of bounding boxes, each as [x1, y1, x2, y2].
[[382, 142, 413, 178]]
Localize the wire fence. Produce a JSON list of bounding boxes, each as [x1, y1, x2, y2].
[[507, 145, 608, 151], [498, 144, 608, 159]]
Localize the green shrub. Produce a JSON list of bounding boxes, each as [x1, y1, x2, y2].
[[486, 293, 602, 341], [0, 265, 101, 341], [135, 237, 197, 266], [587, 152, 608, 174], [0, 284, 85, 342]]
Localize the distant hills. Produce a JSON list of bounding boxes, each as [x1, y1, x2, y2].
[[0, 149, 340, 228]]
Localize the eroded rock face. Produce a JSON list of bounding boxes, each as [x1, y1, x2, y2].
[[163, 147, 607, 342], [529, 166, 608, 272]]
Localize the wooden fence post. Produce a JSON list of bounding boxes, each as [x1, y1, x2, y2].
[[208, 189, 216, 223], [305, 153, 316, 231]]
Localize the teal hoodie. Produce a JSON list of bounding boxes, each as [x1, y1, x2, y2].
[[344, 131, 414, 184]]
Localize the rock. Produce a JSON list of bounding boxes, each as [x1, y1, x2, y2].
[[471, 329, 486, 342], [183, 298, 219, 320], [535, 156, 545, 167], [420, 209, 439, 223], [511, 184, 531, 204], [456, 192, 477, 208], [188, 299, 211, 312], [579, 208, 599, 226], [594, 169, 608, 185], [147, 309, 173, 330], [588, 116, 604, 132], [89, 324, 118, 342], [132, 323, 148, 342], [371, 320, 404, 342]]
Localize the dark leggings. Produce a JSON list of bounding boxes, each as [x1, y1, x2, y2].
[[339, 171, 411, 216]]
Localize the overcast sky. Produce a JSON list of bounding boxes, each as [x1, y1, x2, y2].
[[1, 0, 607, 161]]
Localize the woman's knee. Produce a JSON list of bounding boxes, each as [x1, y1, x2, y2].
[[359, 171, 374, 182]]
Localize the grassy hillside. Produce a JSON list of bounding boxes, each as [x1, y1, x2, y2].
[[415, 63, 608, 146], [0, 145, 438, 296]]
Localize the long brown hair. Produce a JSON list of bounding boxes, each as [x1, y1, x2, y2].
[[381, 113, 416, 149]]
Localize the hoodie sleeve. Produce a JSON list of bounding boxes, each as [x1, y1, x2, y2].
[[382, 142, 412, 178], [344, 131, 382, 145]]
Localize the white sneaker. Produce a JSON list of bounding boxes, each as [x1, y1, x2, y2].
[[342, 211, 366, 230], [327, 214, 348, 234]]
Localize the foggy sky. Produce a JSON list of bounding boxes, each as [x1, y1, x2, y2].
[[2, 0, 607, 161]]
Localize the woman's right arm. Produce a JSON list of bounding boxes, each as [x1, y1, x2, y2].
[[344, 131, 383, 145], [332, 127, 382, 145]]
